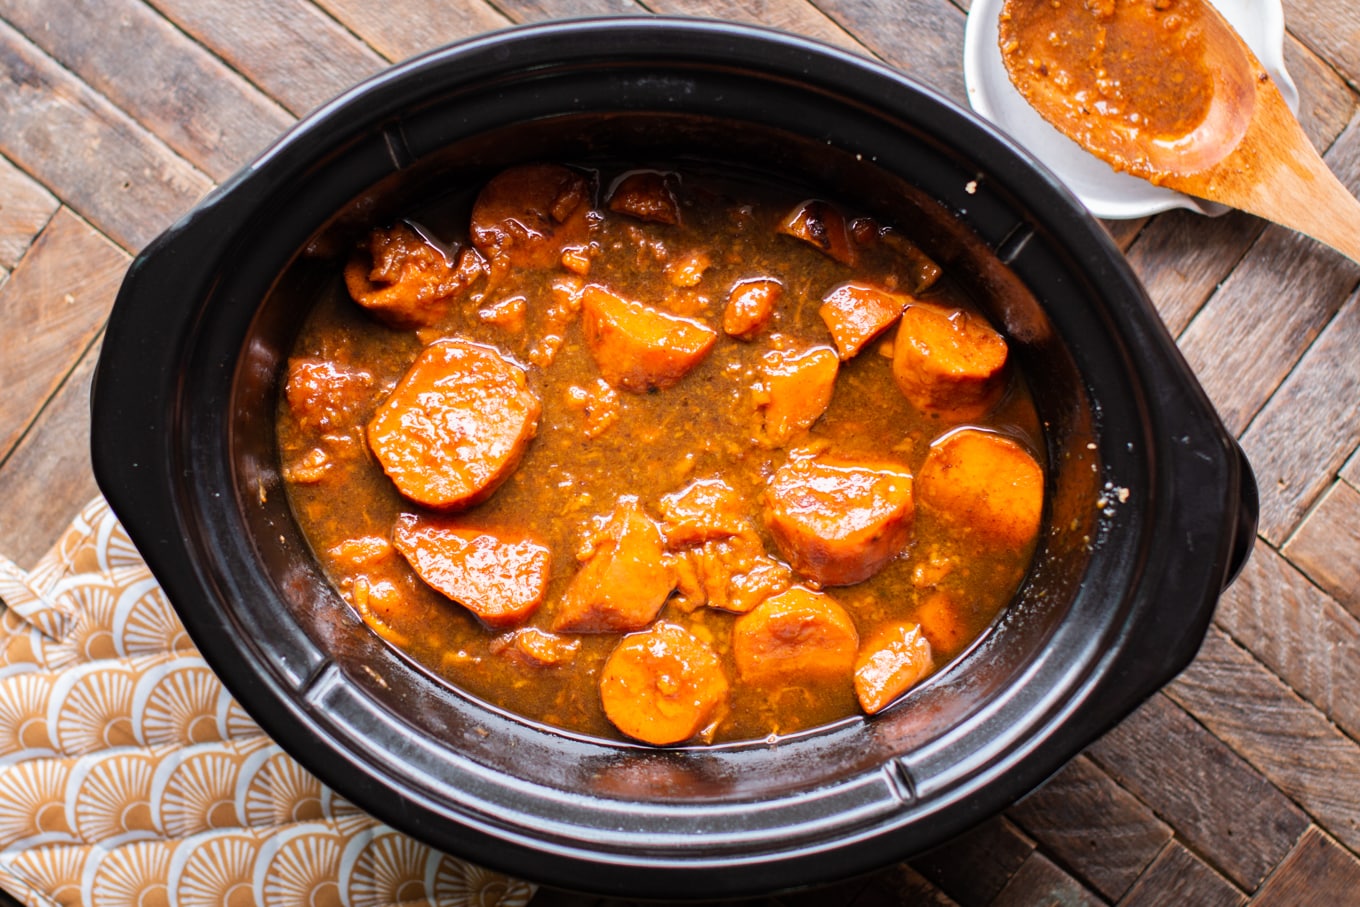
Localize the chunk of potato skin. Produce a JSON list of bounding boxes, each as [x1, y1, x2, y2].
[[757, 346, 839, 446], [819, 282, 907, 360], [723, 278, 782, 340], [367, 339, 540, 511], [553, 499, 677, 634], [892, 302, 1008, 420], [854, 621, 933, 714], [581, 285, 718, 392], [732, 586, 859, 686], [470, 163, 593, 270], [765, 455, 914, 586], [600, 622, 730, 745], [917, 428, 1044, 550]]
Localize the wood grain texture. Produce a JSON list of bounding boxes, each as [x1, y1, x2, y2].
[[1117, 841, 1245, 907], [1341, 443, 1360, 487], [1005, 755, 1170, 901], [0, 152, 56, 269], [0, 0, 293, 183], [1167, 629, 1360, 852], [1086, 692, 1308, 890], [492, 0, 645, 20], [988, 851, 1101, 907], [1281, 0, 1360, 91], [848, 865, 957, 907], [145, 0, 386, 116], [1250, 826, 1360, 906], [0, 209, 128, 462], [811, 0, 968, 103], [909, 817, 1034, 906], [1215, 540, 1360, 741], [315, 0, 511, 62], [643, 0, 861, 53], [0, 18, 211, 252], [1281, 480, 1360, 616], [1240, 286, 1360, 543], [1101, 217, 1145, 251], [0, 340, 101, 569]]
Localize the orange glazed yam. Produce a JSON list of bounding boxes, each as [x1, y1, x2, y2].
[[470, 163, 593, 269], [607, 170, 681, 225], [657, 477, 750, 546], [778, 199, 857, 266], [915, 590, 970, 654], [581, 284, 718, 392], [854, 621, 934, 714], [765, 455, 914, 586], [367, 339, 540, 510], [600, 623, 729, 745], [285, 358, 375, 432], [344, 223, 485, 328], [893, 302, 1008, 419], [758, 346, 839, 446], [732, 586, 859, 685], [723, 278, 782, 340], [393, 514, 551, 628], [917, 428, 1044, 549], [819, 283, 907, 360], [553, 500, 677, 634]]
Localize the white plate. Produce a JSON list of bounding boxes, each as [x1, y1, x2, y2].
[[964, 0, 1299, 218]]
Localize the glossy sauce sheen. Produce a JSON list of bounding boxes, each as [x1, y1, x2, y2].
[[276, 163, 1045, 745]]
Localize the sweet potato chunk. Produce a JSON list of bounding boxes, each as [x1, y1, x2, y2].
[[491, 627, 580, 668], [657, 477, 749, 546], [553, 500, 677, 633], [285, 358, 375, 433], [607, 171, 680, 225], [892, 302, 1008, 419], [686, 534, 792, 614], [367, 339, 540, 510], [344, 223, 484, 328], [778, 199, 856, 266], [757, 346, 839, 446], [600, 623, 729, 745], [917, 428, 1044, 549], [765, 455, 914, 586], [580, 285, 718, 392], [819, 283, 907, 361], [732, 586, 858, 685], [915, 590, 969, 654], [470, 164, 593, 270], [854, 621, 934, 714], [393, 514, 550, 628], [723, 278, 782, 340]]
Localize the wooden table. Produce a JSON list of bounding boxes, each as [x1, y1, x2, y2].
[[2, 1, 1359, 904]]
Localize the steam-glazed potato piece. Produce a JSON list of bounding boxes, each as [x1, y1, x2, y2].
[[600, 623, 729, 745], [917, 428, 1044, 550], [581, 285, 718, 392], [732, 586, 859, 686], [892, 302, 1008, 419]]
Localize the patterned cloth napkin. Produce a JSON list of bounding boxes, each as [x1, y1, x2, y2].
[[0, 497, 534, 907]]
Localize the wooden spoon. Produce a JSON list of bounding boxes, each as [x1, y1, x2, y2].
[[998, 0, 1360, 263]]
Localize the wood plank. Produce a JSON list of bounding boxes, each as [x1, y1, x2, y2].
[[0, 341, 102, 569], [0, 209, 129, 462], [1116, 841, 1245, 907], [145, 0, 386, 116], [988, 852, 1102, 907], [0, 153, 57, 269], [909, 816, 1034, 907], [1251, 825, 1360, 906], [0, 0, 294, 183], [1281, 480, 1360, 617], [848, 863, 957, 907], [1240, 286, 1360, 543], [811, 0, 969, 103], [1280, 0, 1360, 91], [315, 0, 511, 62], [1341, 443, 1360, 488], [1086, 692, 1308, 891], [0, 19, 212, 252], [1215, 540, 1360, 741], [492, 0, 645, 20], [1166, 628, 1360, 853], [643, 0, 862, 54], [1123, 32, 1354, 337], [1173, 111, 1360, 437], [1005, 755, 1171, 901], [1101, 217, 1146, 252]]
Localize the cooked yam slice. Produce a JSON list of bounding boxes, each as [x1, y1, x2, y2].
[[491, 627, 581, 668], [367, 339, 540, 510], [284, 359, 375, 433], [470, 163, 593, 269], [393, 514, 551, 628], [343, 223, 484, 328], [757, 346, 839, 446], [689, 534, 792, 615], [722, 278, 782, 340], [581, 285, 717, 392], [553, 500, 677, 634], [778, 199, 856, 266], [657, 477, 749, 546], [892, 302, 1008, 419], [915, 589, 970, 654], [600, 623, 729, 745], [819, 283, 907, 360], [765, 455, 914, 586], [607, 171, 681, 225], [732, 586, 859, 685], [853, 621, 934, 714], [917, 428, 1044, 549]]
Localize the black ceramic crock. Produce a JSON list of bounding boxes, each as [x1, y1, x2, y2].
[[90, 18, 1257, 899]]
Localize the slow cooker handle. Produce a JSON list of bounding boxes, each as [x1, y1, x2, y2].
[[1223, 440, 1259, 589]]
